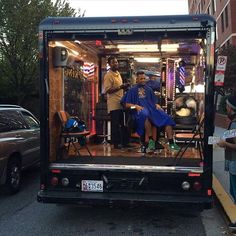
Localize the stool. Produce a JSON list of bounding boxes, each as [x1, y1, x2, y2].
[[97, 118, 111, 145]]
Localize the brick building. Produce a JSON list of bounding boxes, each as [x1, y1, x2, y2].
[[188, 0, 236, 49]]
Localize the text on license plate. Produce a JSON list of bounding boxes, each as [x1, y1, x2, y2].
[[81, 180, 103, 192]]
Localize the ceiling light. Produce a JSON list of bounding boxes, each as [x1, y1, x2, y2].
[[104, 45, 116, 49], [74, 40, 81, 44], [51, 41, 79, 56], [118, 44, 158, 52], [54, 41, 65, 47], [134, 57, 160, 63], [117, 44, 179, 52], [70, 49, 79, 56]]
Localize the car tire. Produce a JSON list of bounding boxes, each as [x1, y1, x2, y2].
[[6, 157, 21, 194]]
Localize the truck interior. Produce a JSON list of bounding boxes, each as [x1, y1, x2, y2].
[[48, 29, 207, 168]]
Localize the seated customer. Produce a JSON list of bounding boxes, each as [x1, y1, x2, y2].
[[145, 73, 164, 149], [121, 71, 180, 153]]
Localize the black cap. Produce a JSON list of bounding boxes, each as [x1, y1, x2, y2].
[[226, 95, 236, 110]]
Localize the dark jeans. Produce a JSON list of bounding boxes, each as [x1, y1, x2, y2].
[[110, 109, 129, 146]]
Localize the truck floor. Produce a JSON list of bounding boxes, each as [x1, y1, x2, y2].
[[54, 143, 202, 167]]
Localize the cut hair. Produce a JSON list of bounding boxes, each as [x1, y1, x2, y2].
[[107, 56, 117, 65], [227, 95, 236, 111], [136, 70, 145, 76]]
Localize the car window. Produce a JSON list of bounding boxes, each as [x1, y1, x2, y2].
[[21, 111, 39, 129], [0, 119, 11, 132], [0, 110, 27, 132]]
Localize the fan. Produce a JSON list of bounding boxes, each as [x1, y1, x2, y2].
[[174, 95, 197, 125]]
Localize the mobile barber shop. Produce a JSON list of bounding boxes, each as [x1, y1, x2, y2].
[[37, 14, 216, 209]]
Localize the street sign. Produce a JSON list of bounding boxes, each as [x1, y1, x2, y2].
[[214, 56, 227, 86], [216, 56, 227, 71]]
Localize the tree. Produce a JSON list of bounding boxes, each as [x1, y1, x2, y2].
[[0, 0, 81, 109]]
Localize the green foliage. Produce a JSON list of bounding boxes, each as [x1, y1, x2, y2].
[[0, 0, 79, 110]]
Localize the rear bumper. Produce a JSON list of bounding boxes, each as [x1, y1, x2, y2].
[[37, 190, 213, 208]]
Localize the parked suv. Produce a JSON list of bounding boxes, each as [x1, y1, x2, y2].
[[0, 105, 40, 194]]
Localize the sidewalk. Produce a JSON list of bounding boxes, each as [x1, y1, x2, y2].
[[213, 126, 236, 225]]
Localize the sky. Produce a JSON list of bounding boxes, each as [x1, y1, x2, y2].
[[69, 0, 189, 17]]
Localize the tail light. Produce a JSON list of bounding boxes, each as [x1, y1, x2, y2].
[[207, 189, 212, 196], [51, 177, 59, 186], [40, 184, 45, 190], [193, 181, 202, 191]]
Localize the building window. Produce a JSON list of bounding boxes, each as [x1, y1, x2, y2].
[[198, 3, 201, 13], [221, 12, 225, 33], [201, 0, 203, 11], [225, 5, 229, 28], [207, 7, 210, 15], [211, 0, 216, 14]]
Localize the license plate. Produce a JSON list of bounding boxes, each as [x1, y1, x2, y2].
[[81, 180, 103, 192]]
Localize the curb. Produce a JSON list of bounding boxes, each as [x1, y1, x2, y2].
[[213, 174, 236, 224]]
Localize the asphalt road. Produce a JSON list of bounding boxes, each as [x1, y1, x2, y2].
[[0, 166, 230, 236]]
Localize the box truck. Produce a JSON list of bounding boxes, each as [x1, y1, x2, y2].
[[37, 14, 216, 209]]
